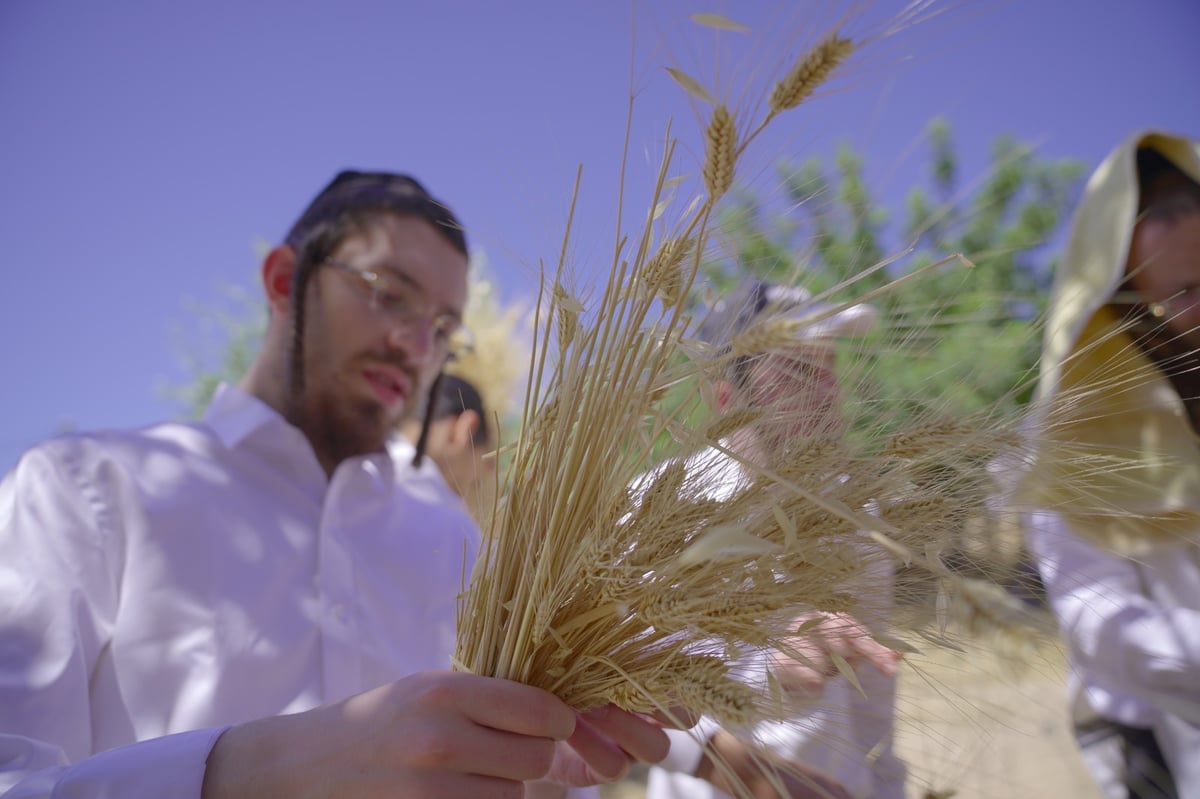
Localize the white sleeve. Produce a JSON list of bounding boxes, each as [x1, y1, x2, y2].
[[0, 442, 223, 799], [2, 729, 228, 799], [1026, 510, 1200, 711]]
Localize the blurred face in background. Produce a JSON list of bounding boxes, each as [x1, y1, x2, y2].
[[1127, 166, 1200, 352], [717, 339, 844, 463], [425, 410, 497, 504], [404, 403, 497, 520], [746, 343, 844, 448]]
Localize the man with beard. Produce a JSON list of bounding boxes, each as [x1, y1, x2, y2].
[[644, 280, 906, 799], [1020, 132, 1200, 799], [0, 171, 671, 798]]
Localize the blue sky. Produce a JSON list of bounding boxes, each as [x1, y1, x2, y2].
[[2, 0, 1198, 471]]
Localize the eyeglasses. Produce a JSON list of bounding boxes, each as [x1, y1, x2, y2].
[[324, 259, 473, 359]]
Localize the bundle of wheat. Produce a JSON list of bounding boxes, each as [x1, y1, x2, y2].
[[454, 6, 1050, 748]]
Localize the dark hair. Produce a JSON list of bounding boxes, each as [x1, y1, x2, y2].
[[1136, 147, 1181, 206], [429, 375, 490, 445], [284, 171, 467, 260], [282, 170, 468, 465]]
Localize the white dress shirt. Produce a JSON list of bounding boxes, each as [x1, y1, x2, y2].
[[642, 446, 907, 799], [0, 384, 479, 798], [1026, 510, 1200, 796], [1026, 512, 1200, 727]]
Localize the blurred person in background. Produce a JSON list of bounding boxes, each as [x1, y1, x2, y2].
[[401, 373, 498, 521], [1020, 131, 1200, 799], [645, 279, 905, 799]]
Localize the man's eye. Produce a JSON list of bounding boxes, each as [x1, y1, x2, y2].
[[1145, 192, 1200, 222], [378, 288, 412, 312]]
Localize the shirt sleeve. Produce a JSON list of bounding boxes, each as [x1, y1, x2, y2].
[[0, 441, 223, 799], [1026, 510, 1200, 719], [2, 728, 228, 799]]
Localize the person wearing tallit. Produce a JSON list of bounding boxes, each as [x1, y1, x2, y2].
[[1019, 131, 1200, 799]]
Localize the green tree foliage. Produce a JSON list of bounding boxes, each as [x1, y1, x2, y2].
[[684, 120, 1085, 584], [705, 119, 1085, 436], [162, 280, 266, 420]]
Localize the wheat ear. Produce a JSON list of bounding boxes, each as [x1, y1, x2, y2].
[[769, 34, 856, 115], [703, 105, 737, 203]]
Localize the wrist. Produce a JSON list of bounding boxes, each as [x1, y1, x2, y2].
[[201, 716, 292, 799]]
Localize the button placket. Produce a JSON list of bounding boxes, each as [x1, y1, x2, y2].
[[316, 468, 363, 701]]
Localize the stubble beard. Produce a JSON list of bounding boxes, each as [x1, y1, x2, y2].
[[303, 378, 392, 467], [288, 346, 410, 470]]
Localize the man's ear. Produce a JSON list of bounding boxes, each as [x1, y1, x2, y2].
[[262, 245, 297, 316], [450, 410, 482, 448]]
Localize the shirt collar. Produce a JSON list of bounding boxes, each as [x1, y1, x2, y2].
[[203, 383, 303, 451], [203, 383, 408, 480], [387, 436, 455, 484]]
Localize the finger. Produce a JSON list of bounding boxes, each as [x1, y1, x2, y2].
[[847, 637, 903, 676], [820, 623, 869, 658], [777, 637, 825, 666], [449, 674, 576, 741], [776, 663, 827, 696], [643, 705, 700, 730], [564, 714, 631, 783], [408, 717, 559, 782], [463, 725, 560, 781], [544, 721, 628, 786], [797, 649, 834, 678], [580, 705, 671, 765]]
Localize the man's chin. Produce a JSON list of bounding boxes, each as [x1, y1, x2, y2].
[[333, 431, 393, 465], [307, 401, 396, 464]]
